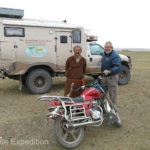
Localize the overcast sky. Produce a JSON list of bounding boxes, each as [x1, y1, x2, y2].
[[1, 0, 150, 48]]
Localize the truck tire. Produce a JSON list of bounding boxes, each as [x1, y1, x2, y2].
[[118, 65, 130, 85], [26, 69, 52, 94]]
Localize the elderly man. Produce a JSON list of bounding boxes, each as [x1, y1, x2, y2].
[[64, 45, 86, 98], [101, 41, 121, 106]]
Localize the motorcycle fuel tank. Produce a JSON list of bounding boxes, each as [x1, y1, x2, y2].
[[81, 88, 101, 101]]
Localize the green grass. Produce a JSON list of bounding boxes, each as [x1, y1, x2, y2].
[[0, 52, 150, 150]]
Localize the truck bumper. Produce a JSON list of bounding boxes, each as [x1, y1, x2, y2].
[[127, 56, 132, 69]]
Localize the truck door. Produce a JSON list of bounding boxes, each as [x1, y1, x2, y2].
[[0, 40, 17, 71], [0, 26, 25, 71], [87, 43, 104, 74], [56, 31, 72, 71]]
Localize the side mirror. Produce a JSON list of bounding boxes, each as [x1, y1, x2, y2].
[[100, 52, 104, 56]]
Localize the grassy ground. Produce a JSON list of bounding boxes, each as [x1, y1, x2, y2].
[[0, 52, 150, 150]]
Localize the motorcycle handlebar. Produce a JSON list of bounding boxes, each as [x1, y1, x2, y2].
[[75, 86, 85, 92], [75, 73, 106, 92]]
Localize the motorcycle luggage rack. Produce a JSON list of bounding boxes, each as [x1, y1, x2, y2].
[[69, 103, 87, 121], [70, 116, 89, 121]]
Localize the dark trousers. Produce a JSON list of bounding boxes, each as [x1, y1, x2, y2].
[[102, 74, 118, 106]]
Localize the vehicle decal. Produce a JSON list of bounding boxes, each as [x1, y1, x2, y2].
[[26, 46, 47, 57]]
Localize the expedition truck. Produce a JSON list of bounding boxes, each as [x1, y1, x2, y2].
[[0, 8, 132, 94]]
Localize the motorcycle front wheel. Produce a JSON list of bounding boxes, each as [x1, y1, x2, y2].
[[54, 117, 85, 149], [115, 112, 123, 127]]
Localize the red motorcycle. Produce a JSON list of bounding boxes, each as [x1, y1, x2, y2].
[[38, 74, 122, 149]]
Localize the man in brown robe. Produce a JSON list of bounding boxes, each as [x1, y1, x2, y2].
[[64, 45, 86, 98]]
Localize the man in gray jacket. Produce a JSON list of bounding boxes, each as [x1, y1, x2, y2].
[[101, 41, 121, 106]]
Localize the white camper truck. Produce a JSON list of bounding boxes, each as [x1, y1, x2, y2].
[[0, 8, 132, 94]]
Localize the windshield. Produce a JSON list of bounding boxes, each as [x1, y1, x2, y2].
[[89, 44, 104, 55]]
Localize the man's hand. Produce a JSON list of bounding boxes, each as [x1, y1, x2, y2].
[[103, 70, 111, 75]]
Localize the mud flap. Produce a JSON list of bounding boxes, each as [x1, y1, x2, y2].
[[18, 75, 23, 91], [0, 70, 5, 79]]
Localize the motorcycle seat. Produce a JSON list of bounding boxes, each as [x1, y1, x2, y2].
[[72, 97, 84, 103]]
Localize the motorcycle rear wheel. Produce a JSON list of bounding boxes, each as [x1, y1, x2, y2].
[[54, 117, 85, 149]]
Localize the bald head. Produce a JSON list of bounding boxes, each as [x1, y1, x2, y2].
[[73, 45, 82, 57]]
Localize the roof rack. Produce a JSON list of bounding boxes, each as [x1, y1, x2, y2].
[[0, 7, 24, 19]]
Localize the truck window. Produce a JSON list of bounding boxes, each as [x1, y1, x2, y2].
[[4, 27, 25, 37], [90, 44, 104, 55], [60, 36, 67, 43], [72, 30, 81, 43]]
